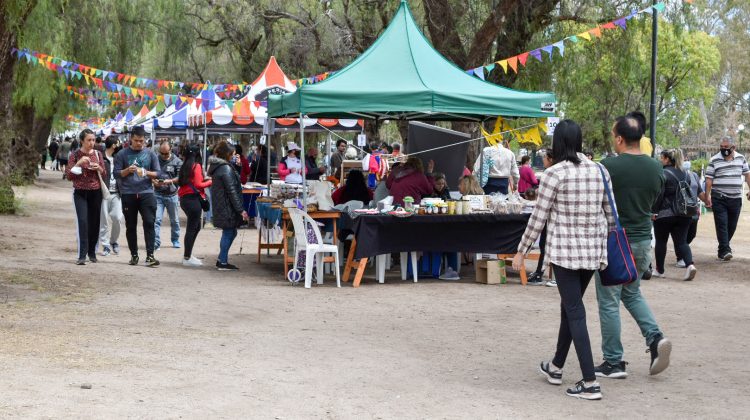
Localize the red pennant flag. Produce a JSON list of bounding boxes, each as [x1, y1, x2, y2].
[[518, 52, 530, 67], [601, 22, 617, 30], [117, 73, 124, 82]]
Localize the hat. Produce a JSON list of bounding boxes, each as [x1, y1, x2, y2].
[[287, 142, 301, 151]]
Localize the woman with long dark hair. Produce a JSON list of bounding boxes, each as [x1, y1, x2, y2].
[[66, 129, 107, 265], [653, 148, 697, 280], [208, 141, 249, 270], [512, 120, 614, 400], [177, 145, 212, 267], [331, 170, 373, 205]]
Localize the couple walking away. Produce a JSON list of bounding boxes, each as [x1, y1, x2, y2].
[[513, 117, 671, 400]]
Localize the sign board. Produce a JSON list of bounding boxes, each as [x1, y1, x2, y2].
[[357, 134, 367, 147], [546, 117, 560, 137], [541, 102, 556, 113], [464, 195, 487, 210]]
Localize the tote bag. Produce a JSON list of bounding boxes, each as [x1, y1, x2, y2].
[[597, 164, 638, 286]]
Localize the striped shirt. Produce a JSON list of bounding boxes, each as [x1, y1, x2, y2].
[[518, 154, 615, 271], [706, 152, 750, 198]]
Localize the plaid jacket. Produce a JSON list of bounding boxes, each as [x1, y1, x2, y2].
[[518, 154, 615, 271]]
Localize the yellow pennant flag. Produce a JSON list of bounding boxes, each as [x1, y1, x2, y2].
[[481, 116, 505, 146], [578, 31, 592, 41], [497, 60, 508, 73]]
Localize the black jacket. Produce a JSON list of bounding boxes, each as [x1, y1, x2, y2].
[[305, 155, 323, 180], [250, 154, 269, 185], [653, 166, 689, 218], [208, 157, 245, 229]]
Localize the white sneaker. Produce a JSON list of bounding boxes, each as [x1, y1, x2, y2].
[[439, 268, 460, 281], [545, 280, 557, 287], [182, 256, 203, 267], [654, 270, 666, 278], [683, 265, 697, 281], [675, 260, 686, 268]]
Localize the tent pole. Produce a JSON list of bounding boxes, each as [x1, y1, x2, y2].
[[267, 129, 272, 187], [203, 118, 208, 171], [649, 0, 658, 156], [301, 115, 307, 210]]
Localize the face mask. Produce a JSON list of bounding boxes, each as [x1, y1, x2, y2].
[[720, 148, 732, 157]]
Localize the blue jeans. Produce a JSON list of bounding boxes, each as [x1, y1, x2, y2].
[[155, 194, 180, 248], [218, 228, 238, 264], [483, 177, 509, 195], [595, 239, 662, 364], [711, 194, 742, 256]]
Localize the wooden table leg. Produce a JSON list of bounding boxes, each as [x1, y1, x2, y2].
[[343, 238, 357, 283], [519, 255, 527, 285], [353, 258, 368, 288]]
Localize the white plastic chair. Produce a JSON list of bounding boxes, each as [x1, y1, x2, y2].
[[288, 208, 341, 288], [331, 200, 364, 268]]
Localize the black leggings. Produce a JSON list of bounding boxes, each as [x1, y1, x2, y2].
[[180, 194, 203, 259], [535, 226, 547, 274], [654, 216, 693, 272], [73, 189, 103, 260], [551, 265, 596, 382], [121, 193, 157, 256]]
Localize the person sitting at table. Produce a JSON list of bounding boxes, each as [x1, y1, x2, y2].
[[386, 157, 435, 206], [430, 172, 451, 201], [332, 170, 373, 206], [458, 175, 484, 196], [518, 155, 539, 195], [278, 143, 303, 184]]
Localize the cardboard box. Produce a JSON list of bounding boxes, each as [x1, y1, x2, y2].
[[475, 259, 507, 284]]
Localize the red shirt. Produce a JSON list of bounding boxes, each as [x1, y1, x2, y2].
[[66, 149, 106, 190], [178, 163, 212, 198]]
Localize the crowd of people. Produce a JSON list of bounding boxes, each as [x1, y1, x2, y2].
[[50, 112, 750, 401]]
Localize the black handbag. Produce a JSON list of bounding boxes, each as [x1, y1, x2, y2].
[[189, 184, 210, 211]]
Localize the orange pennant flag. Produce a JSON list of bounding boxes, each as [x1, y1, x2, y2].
[[590, 27, 602, 38], [507, 56, 519, 73]]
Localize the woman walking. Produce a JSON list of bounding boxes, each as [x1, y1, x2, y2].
[[208, 141, 249, 271], [653, 149, 698, 281], [66, 129, 107, 265], [512, 120, 614, 400], [178, 145, 212, 267]]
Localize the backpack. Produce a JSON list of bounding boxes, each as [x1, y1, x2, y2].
[[665, 169, 699, 217]]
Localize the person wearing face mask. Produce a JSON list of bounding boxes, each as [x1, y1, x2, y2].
[[154, 140, 183, 250], [705, 136, 750, 261]]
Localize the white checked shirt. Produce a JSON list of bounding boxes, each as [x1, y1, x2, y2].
[[518, 154, 616, 271]]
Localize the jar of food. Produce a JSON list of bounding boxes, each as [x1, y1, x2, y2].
[[462, 199, 471, 214], [403, 196, 415, 212]]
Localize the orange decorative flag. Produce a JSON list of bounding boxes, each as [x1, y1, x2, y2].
[[507, 56, 519, 73], [590, 27, 602, 38]]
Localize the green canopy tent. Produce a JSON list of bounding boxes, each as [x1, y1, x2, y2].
[[267, 0, 557, 204], [268, 0, 556, 121]]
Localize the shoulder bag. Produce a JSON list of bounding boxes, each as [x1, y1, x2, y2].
[[597, 164, 638, 286], [95, 150, 111, 200]]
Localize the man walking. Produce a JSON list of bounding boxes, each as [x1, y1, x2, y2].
[[58, 137, 72, 179], [705, 136, 750, 261], [99, 136, 124, 256], [154, 140, 182, 250], [595, 115, 671, 378], [114, 126, 161, 267], [48, 139, 59, 171]]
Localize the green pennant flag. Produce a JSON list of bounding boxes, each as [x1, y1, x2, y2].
[[653, 2, 665, 12], [569, 35, 579, 43]]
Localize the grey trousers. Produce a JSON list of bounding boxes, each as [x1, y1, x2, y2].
[[99, 193, 124, 249]]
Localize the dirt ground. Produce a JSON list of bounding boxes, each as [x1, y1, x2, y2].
[[1, 170, 749, 419]]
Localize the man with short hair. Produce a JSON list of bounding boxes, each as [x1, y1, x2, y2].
[[705, 136, 750, 261], [331, 139, 347, 182], [304, 147, 325, 180], [99, 136, 124, 256], [114, 126, 161, 267], [154, 140, 182, 250], [596, 116, 671, 379], [58, 137, 72, 179]]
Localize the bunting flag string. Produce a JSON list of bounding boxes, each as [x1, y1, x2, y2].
[[466, 2, 667, 78], [10, 48, 250, 94]]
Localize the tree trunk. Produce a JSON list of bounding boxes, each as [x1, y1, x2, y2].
[[0, 14, 18, 212], [10, 104, 40, 183]]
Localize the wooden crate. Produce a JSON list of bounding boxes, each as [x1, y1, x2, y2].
[[475, 259, 506, 284]]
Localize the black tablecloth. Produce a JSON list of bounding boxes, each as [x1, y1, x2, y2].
[[340, 213, 530, 259]]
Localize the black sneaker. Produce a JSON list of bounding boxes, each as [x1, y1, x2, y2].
[[594, 360, 628, 379], [145, 255, 160, 267], [112, 243, 120, 255], [129, 255, 139, 266], [527, 271, 544, 286], [538, 361, 562, 385], [76, 259, 86, 266], [719, 252, 733, 261], [89, 256, 98, 263], [566, 380, 602, 400], [216, 262, 239, 271], [648, 334, 672, 375], [642, 269, 652, 280]]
